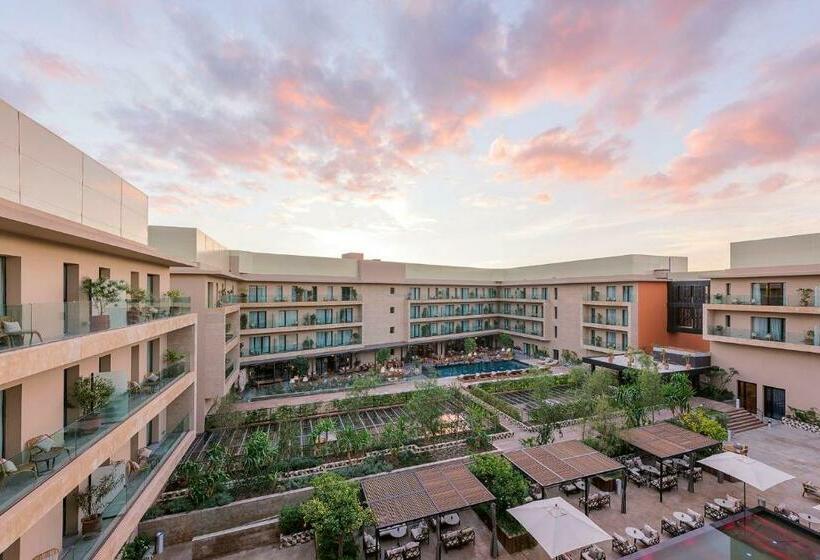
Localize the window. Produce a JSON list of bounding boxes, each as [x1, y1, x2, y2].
[[390, 287, 395, 295], [725, 315, 731, 328], [277, 310, 298, 327], [553, 325, 558, 338], [98, 267, 110, 280], [606, 331, 617, 347], [553, 287, 558, 300], [98, 354, 111, 372], [0, 256, 5, 314], [250, 336, 270, 354], [389, 326, 395, 334], [606, 286, 617, 301], [341, 286, 354, 301], [337, 308, 354, 323], [249, 310, 267, 328], [621, 309, 628, 326], [409, 287, 420, 300], [725, 283, 731, 296], [622, 285, 634, 302], [390, 306, 395, 314], [147, 274, 160, 299], [553, 307, 558, 319], [751, 282, 784, 305], [248, 285, 266, 303], [0, 389, 5, 457], [675, 307, 695, 328], [751, 317, 785, 341], [130, 271, 139, 290]]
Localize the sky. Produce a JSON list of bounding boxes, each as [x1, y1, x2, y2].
[[1, 1, 819, 271]]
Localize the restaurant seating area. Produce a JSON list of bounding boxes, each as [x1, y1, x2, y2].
[[441, 527, 475, 551], [579, 492, 611, 511]]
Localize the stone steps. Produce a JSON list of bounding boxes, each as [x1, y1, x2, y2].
[[725, 409, 767, 434]]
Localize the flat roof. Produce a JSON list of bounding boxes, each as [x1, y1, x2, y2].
[[619, 422, 719, 459], [504, 440, 623, 488], [582, 354, 711, 374], [361, 461, 494, 529]]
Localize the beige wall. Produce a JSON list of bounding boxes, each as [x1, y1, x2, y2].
[[731, 233, 820, 268], [0, 99, 149, 243]]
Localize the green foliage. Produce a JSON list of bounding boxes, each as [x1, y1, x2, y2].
[[698, 367, 737, 401], [163, 348, 186, 365], [336, 425, 371, 459], [635, 368, 665, 422], [275, 407, 299, 460], [464, 403, 495, 450], [404, 380, 449, 438], [584, 397, 630, 457], [73, 375, 116, 415], [561, 349, 582, 365], [82, 277, 128, 315], [380, 416, 416, 453], [290, 357, 310, 377], [205, 393, 244, 430], [498, 333, 514, 349], [300, 473, 375, 559], [184, 444, 231, 508], [664, 373, 695, 416], [615, 383, 647, 428], [469, 386, 522, 421], [789, 406, 820, 427], [311, 418, 336, 449], [677, 407, 728, 441], [243, 430, 277, 478], [469, 454, 528, 512], [279, 504, 305, 535], [375, 348, 391, 365], [119, 535, 152, 560], [78, 471, 122, 518], [464, 336, 478, 354], [343, 373, 380, 411]]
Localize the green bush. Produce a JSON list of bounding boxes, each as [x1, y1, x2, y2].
[[279, 504, 305, 535], [120, 535, 152, 560], [469, 386, 522, 421], [677, 407, 728, 441], [790, 407, 820, 427], [469, 454, 528, 512]]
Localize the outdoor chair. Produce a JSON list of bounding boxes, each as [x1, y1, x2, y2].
[[639, 524, 659, 547], [0, 316, 42, 349], [410, 520, 429, 543], [561, 481, 581, 494], [611, 533, 637, 556], [363, 533, 377, 556], [725, 494, 745, 511], [627, 467, 646, 486], [441, 529, 461, 551], [0, 457, 38, 489], [802, 481, 820, 500], [661, 517, 684, 537], [581, 544, 607, 560], [403, 542, 421, 560], [385, 546, 404, 560], [773, 504, 800, 522], [683, 509, 704, 530], [650, 475, 678, 491], [704, 502, 728, 521], [458, 527, 475, 546], [26, 435, 70, 469], [723, 442, 748, 456]]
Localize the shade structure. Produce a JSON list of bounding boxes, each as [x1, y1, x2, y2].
[[507, 497, 610, 558], [619, 422, 718, 459], [504, 440, 623, 488], [698, 452, 794, 491]]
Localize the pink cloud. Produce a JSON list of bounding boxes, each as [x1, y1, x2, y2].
[[489, 127, 628, 181], [22, 46, 91, 82], [532, 192, 552, 205], [149, 184, 248, 214]]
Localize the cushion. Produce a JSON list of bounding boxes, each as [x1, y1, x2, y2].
[[33, 435, 56, 452], [2, 321, 21, 334], [0, 458, 17, 473], [146, 373, 160, 383]]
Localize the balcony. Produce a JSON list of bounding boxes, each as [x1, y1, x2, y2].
[[0, 298, 191, 354], [58, 417, 190, 560], [239, 293, 361, 305], [225, 361, 236, 379], [0, 363, 189, 515], [583, 315, 629, 328], [241, 338, 360, 358], [709, 293, 820, 309], [582, 294, 633, 304], [705, 326, 820, 352]]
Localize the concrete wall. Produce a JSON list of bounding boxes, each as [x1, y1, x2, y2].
[[731, 233, 820, 268], [0, 99, 149, 243]]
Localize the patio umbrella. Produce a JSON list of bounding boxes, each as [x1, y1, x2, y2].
[[698, 452, 794, 508], [508, 497, 610, 558]]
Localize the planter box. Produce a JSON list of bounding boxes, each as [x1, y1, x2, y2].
[[591, 475, 617, 493], [474, 507, 535, 554]]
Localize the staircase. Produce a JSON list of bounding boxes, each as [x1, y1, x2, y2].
[[725, 408, 767, 434]]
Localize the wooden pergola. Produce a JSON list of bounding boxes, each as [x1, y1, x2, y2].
[[619, 422, 720, 502], [361, 461, 497, 560], [504, 440, 627, 516]]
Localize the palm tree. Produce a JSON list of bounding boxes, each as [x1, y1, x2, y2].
[[337, 425, 371, 460], [311, 418, 336, 454]]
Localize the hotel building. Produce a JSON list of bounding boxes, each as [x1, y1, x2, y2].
[[0, 101, 197, 560]]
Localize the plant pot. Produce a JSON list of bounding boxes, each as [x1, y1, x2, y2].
[[127, 309, 141, 325], [78, 413, 103, 434], [81, 514, 102, 535], [90, 314, 110, 332]]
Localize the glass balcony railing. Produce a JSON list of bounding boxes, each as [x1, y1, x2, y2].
[[225, 331, 236, 343], [225, 362, 236, 378], [240, 293, 362, 304], [707, 326, 820, 346], [0, 298, 191, 354], [58, 417, 190, 560], [584, 315, 628, 326], [582, 293, 633, 303], [709, 294, 820, 307], [0, 362, 189, 514]]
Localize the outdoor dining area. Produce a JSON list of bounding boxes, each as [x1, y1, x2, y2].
[[360, 461, 498, 560]]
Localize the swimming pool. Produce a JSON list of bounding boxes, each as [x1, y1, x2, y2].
[[626, 509, 820, 559], [428, 359, 530, 378]]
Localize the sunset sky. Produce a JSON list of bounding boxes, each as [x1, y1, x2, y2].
[[1, 1, 819, 271]]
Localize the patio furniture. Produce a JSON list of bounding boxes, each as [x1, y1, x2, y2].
[[575, 479, 586, 492], [627, 467, 646, 487], [561, 481, 581, 494], [661, 517, 684, 537], [624, 526, 645, 545], [639, 524, 659, 547], [579, 492, 611, 511], [704, 501, 728, 520], [641, 465, 660, 477], [580, 544, 607, 560], [32, 550, 59, 560], [441, 512, 460, 526], [773, 504, 800, 523], [649, 475, 678, 491], [683, 508, 704, 530], [673, 511, 692, 526], [611, 533, 637, 556], [0, 317, 43, 348], [0, 457, 38, 489], [458, 527, 475, 546], [385, 545, 404, 560], [803, 481, 820, 500], [403, 541, 421, 560], [379, 524, 408, 539], [410, 520, 429, 543], [25, 435, 69, 472], [441, 527, 473, 551], [363, 533, 377, 556], [722, 442, 749, 455], [714, 497, 742, 514]]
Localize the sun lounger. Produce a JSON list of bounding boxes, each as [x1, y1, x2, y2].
[[683, 508, 704, 530], [581, 544, 607, 560], [774, 503, 800, 522]]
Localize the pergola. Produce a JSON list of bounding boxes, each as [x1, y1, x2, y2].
[[619, 422, 720, 502], [582, 354, 711, 386], [361, 461, 497, 560], [504, 440, 627, 516]]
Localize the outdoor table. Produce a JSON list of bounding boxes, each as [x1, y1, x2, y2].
[[32, 449, 63, 474], [673, 511, 692, 525], [714, 498, 736, 513], [799, 513, 820, 529], [641, 465, 660, 476], [442, 513, 460, 526], [379, 524, 407, 539], [625, 526, 645, 544], [575, 480, 586, 491]]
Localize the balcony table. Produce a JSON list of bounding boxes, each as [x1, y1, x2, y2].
[[673, 511, 692, 525], [32, 449, 63, 474], [625, 526, 645, 545]]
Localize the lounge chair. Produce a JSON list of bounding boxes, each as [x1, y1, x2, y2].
[[704, 502, 728, 520], [410, 520, 429, 543], [803, 481, 820, 500], [0, 456, 38, 489], [683, 508, 704, 530], [661, 517, 684, 537], [581, 544, 607, 560], [561, 481, 581, 494], [458, 527, 475, 546], [403, 541, 421, 560], [611, 533, 637, 556], [650, 475, 678, 491], [385, 546, 404, 560], [0, 317, 43, 349], [725, 494, 745, 511], [639, 524, 659, 547], [32, 550, 60, 560], [25, 435, 70, 469], [363, 533, 377, 556], [773, 504, 800, 522], [441, 529, 461, 551], [627, 467, 646, 486], [723, 442, 748, 456]]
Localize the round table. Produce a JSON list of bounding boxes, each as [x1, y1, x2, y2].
[[673, 511, 693, 524], [625, 526, 645, 544], [32, 449, 64, 474], [799, 513, 820, 529]]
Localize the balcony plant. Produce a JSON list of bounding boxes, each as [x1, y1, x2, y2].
[[796, 288, 815, 307], [805, 329, 816, 345], [78, 471, 123, 534], [240, 313, 248, 329], [713, 324, 724, 334], [713, 293, 724, 303], [302, 338, 315, 349], [594, 335, 603, 348], [126, 287, 147, 325], [164, 289, 185, 316], [73, 375, 116, 433], [82, 277, 128, 331]]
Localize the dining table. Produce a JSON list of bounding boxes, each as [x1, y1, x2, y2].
[[714, 498, 737, 513], [625, 526, 645, 544], [441, 513, 460, 526], [673, 511, 693, 525], [641, 465, 660, 477]]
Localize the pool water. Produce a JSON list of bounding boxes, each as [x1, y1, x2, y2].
[[429, 359, 530, 378]]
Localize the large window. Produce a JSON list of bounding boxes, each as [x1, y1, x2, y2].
[[250, 336, 270, 355], [622, 285, 634, 302], [248, 311, 267, 329], [277, 310, 298, 327], [606, 286, 617, 301], [751, 282, 784, 306], [248, 285, 267, 303], [316, 309, 333, 324], [751, 317, 785, 341], [337, 308, 354, 323]]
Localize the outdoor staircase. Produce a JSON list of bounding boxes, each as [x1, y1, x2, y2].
[[725, 408, 767, 434]]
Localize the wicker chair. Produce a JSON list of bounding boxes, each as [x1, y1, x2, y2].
[[639, 525, 660, 547], [661, 517, 684, 537], [683, 508, 704, 530], [581, 544, 607, 560], [627, 467, 646, 486], [704, 502, 728, 520], [611, 533, 637, 556]]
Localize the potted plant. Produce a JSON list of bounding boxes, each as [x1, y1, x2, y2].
[[713, 293, 724, 303], [805, 329, 815, 345], [73, 375, 116, 433], [714, 324, 725, 334], [82, 277, 128, 331], [352, 332, 361, 344], [126, 287, 146, 325], [240, 313, 248, 329], [594, 335, 603, 347], [164, 289, 185, 316], [796, 288, 814, 307], [163, 348, 186, 376], [302, 338, 315, 349], [78, 472, 122, 534]]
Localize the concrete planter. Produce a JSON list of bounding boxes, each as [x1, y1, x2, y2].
[[783, 416, 820, 433], [280, 529, 313, 548]]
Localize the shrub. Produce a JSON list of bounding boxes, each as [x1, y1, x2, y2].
[[469, 386, 522, 421], [677, 407, 728, 441], [469, 454, 528, 512], [279, 504, 305, 535], [120, 535, 152, 560], [789, 407, 820, 427]]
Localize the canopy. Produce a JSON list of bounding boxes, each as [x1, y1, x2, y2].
[[507, 497, 610, 558], [698, 452, 794, 491]]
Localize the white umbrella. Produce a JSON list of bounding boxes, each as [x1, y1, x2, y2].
[[508, 497, 610, 558], [699, 452, 794, 508]]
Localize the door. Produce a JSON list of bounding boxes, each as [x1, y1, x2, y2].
[[737, 380, 757, 414], [763, 386, 786, 420], [63, 263, 80, 334]]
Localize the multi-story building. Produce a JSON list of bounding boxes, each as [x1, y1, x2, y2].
[[704, 233, 820, 417], [0, 101, 197, 560]]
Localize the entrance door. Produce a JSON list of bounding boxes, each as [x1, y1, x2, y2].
[[63, 263, 80, 334], [737, 380, 757, 414], [763, 386, 786, 420]]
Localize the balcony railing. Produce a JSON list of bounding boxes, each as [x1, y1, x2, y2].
[[241, 338, 360, 357], [0, 299, 191, 354], [225, 331, 236, 343], [585, 316, 628, 327], [707, 326, 820, 346], [58, 417, 190, 560], [0, 362, 189, 515], [582, 294, 633, 303], [225, 362, 236, 378], [709, 294, 820, 307]]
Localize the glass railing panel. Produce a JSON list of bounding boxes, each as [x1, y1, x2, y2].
[[0, 298, 191, 354], [59, 417, 189, 560], [710, 293, 820, 307], [707, 326, 820, 346], [0, 363, 188, 514]]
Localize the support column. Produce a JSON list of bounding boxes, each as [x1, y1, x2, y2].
[[688, 454, 695, 493], [659, 461, 664, 503], [491, 502, 498, 558], [436, 515, 442, 560], [583, 476, 589, 516], [621, 469, 627, 514]]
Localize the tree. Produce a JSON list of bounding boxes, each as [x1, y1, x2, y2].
[[463, 336, 477, 354], [81, 277, 128, 316], [664, 373, 695, 416], [464, 403, 495, 450], [615, 384, 646, 428], [243, 430, 277, 478], [311, 418, 336, 452], [275, 407, 299, 460], [344, 373, 379, 411], [635, 369, 664, 422], [404, 381, 448, 439], [468, 454, 528, 512], [375, 348, 391, 365], [531, 374, 555, 402], [380, 416, 415, 455], [181, 444, 231, 508], [301, 473, 375, 559], [336, 425, 371, 460], [290, 357, 310, 378], [498, 333, 514, 349]]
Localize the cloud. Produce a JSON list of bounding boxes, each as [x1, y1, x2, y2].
[[149, 184, 249, 214], [22, 46, 92, 82], [532, 192, 552, 205], [461, 193, 510, 209], [489, 127, 628, 181], [636, 42, 820, 192]]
